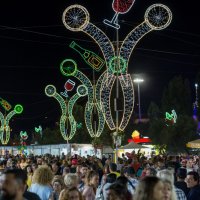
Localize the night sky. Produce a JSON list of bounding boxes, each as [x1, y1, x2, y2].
[[0, 0, 199, 134]]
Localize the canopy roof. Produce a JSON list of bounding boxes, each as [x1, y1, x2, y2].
[[119, 142, 148, 149], [186, 139, 200, 148]]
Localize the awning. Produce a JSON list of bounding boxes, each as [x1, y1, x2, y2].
[[186, 139, 200, 148]]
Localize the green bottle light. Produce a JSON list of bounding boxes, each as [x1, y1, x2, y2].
[[69, 41, 105, 71]]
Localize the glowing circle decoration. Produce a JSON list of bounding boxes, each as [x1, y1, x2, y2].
[[108, 56, 127, 74], [145, 4, 172, 30], [14, 104, 23, 114], [45, 85, 56, 97], [77, 85, 88, 97], [60, 59, 77, 76], [62, 5, 90, 32]]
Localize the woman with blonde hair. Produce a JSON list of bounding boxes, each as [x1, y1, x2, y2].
[[82, 170, 99, 200], [157, 169, 182, 200], [59, 186, 83, 200], [162, 179, 177, 200], [64, 173, 79, 188], [29, 166, 53, 200]]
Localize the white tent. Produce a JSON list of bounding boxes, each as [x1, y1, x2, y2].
[[119, 142, 147, 149]]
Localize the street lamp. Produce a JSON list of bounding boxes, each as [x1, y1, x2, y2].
[[195, 83, 198, 104], [133, 78, 144, 122]]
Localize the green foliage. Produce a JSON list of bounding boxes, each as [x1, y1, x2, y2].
[[148, 115, 196, 152], [161, 76, 192, 115], [148, 101, 161, 119], [37, 127, 64, 144], [147, 76, 197, 153]]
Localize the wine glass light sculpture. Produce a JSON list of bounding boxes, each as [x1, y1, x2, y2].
[[103, 0, 136, 29]]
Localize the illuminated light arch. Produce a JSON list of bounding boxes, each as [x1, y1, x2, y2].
[[100, 73, 116, 130], [118, 74, 134, 131], [0, 104, 23, 145], [60, 59, 105, 137], [62, 3, 172, 133], [45, 85, 70, 140]]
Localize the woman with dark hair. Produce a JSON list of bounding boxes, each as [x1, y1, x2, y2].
[[134, 176, 164, 200], [24, 165, 33, 189], [106, 182, 132, 200], [96, 173, 117, 200]]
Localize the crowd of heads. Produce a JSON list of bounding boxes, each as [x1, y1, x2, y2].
[[0, 152, 199, 200]]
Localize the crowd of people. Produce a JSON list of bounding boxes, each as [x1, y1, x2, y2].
[[0, 151, 200, 200]]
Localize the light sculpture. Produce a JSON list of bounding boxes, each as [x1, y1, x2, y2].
[[45, 85, 76, 141], [69, 41, 105, 71], [77, 122, 82, 129], [60, 59, 105, 138], [165, 109, 177, 126], [0, 97, 12, 111], [20, 131, 28, 140], [0, 104, 23, 144], [60, 79, 76, 98], [18, 131, 28, 155], [62, 3, 172, 132], [35, 125, 43, 137], [103, 0, 136, 29]]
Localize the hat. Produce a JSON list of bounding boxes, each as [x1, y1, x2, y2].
[[177, 167, 187, 179]]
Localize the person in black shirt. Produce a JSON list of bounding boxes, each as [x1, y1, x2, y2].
[[185, 171, 200, 200], [175, 167, 189, 196]]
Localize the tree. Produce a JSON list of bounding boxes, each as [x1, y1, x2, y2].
[[147, 76, 197, 153], [148, 101, 161, 120], [161, 76, 192, 115], [148, 115, 196, 152]]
